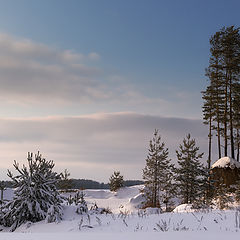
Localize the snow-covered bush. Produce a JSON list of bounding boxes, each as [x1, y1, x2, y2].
[[45, 205, 62, 223], [1, 152, 64, 231], [89, 203, 112, 214], [75, 192, 88, 214]]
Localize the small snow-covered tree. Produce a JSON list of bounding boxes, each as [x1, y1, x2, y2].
[[175, 134, 204, 204], [75, 191, 88, 214], [109, 171, 124, 191], [142, 130, 175, 209], [0, 181, 6, 204], [1, 152, 63, 231]]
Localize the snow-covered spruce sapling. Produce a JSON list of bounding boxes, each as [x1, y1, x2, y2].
[[67, 195, 74, 205], [0, 181, 6, 204], [76, 191, 88, 214], [1, 152, 64, 231]]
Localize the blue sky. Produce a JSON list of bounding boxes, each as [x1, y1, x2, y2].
[[0, 0, 239, 118], [0, 0, 238, 180]]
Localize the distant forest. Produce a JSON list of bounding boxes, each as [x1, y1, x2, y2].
[[1, 179, 144, 190]]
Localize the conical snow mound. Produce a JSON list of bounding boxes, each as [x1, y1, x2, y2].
[[211, 156, 240, 169]]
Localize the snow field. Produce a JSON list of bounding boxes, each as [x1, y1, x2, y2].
[[1, 232, 240, 240], [2, 185, 240, 239], [12, 208, 240, 233], [61, 185, 144, 214]]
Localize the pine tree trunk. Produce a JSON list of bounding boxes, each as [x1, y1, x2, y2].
[[229, 76, 235, 159], [237, 129, 240, 162], [1, 189, 3, 203], [153, 161, 157, 207], [237, 142, 240, 162], [217, 120, 222, 158], [216, 82, 222, 159], [208, 117, 212, 169], [224, 72, 228, 157]]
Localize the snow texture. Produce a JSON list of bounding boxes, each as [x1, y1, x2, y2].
[[173, 204, 193, 213], [1, 232, 240, 240], [1, 185, 240, 239], [211, 157, 240, 169]]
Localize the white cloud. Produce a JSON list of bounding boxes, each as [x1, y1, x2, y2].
[[0, 112, 209, 182], [0, 33, 202, 119], [88, 52, 100, 61], [0, 33, 107, 104]]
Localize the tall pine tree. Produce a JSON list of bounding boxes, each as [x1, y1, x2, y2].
[[202, 85, 214, 169], [203, 26, 240, 160], [175, 134, 204, 204], [203, 30, 224, 160], [221, 26, 240, 159], [142, 130, 175, 210]]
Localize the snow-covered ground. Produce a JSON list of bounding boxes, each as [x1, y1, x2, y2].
[[1, 185, 240, 239], [62, 185, 144, 213], [2, 232, 240, 240], [212, 156, 240, 169]]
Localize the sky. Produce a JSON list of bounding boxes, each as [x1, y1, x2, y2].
[[0, 0, 239, 182]]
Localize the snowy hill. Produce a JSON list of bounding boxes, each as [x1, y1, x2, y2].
[[211, 157, 240, 169], [62, 185, 144, 213]]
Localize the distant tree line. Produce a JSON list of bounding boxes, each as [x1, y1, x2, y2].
[[57, 177, 143, 190], [61, 179, 143, 190], [1, 178, 143, 190]]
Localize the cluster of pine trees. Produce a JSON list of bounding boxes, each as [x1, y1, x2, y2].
[[142, 129, 240, 211], [202, 26, 240, 165], [142, 130, 207, 211], [143, 26, 240, 211]]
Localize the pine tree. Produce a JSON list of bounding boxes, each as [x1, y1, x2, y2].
[[175, 134, 204, 204], [193, 167, 215, 209], [204, 30, 225, 160], [213, 178, 232, 209], [75, 191, 88, 214], [58, 169, 72, 190], [220, 26, 240, 159], [0, 181, 6, 204], [142, 130, 175, 210], [109, 171, 124, 192], [209, 30, 225, 159], [1, 152, 63, 231], [233, 82, 240, 161], [202, 85, 214, 168], [203, 26, 240, 159]]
